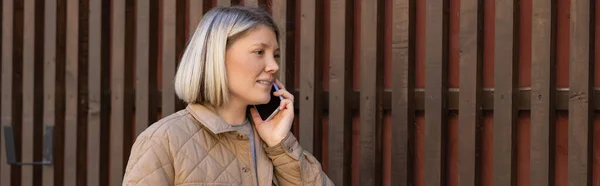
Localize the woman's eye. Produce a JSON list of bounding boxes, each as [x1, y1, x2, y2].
[[254, 50, 264, 55], [274, 54, 281, 59]]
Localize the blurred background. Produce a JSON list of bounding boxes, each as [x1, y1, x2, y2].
[[1, 0, 599, 185]]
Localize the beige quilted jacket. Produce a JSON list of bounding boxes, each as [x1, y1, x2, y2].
[[122, 104, 333, 185]]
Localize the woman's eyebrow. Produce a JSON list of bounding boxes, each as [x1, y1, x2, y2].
[[252, 43, 279, 50]]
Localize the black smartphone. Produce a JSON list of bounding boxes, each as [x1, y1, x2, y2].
[[253, 83, 284, 121]]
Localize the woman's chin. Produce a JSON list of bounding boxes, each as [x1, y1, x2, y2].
[[249, 97, 271, 105]]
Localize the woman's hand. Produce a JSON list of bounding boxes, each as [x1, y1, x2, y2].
[[250, 79, 294, 147]]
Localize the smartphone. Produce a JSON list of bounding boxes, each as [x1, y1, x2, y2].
[[253, 83, 284, 121]]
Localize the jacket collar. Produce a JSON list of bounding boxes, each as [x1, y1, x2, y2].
[[186, 103, 248, 134]]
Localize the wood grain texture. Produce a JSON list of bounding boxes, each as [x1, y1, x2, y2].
[[359, 0, 382, 185], [391, 0, 413, 185], [299, 0, 319, 155], [187, 0, 203, 36], [42, 0, 57, 184], [493, 0, 516, 185], [530, 0, 554, 185], [87, 0, 102, 184], [21, 0, 35, 184], [568, 0, 591, 185], [162, 0, 176, 116], [272, 0, 287, 84], [136, 0, 154, 136], [110, 0, 125, 184], [64, 0, 78, 184], [458, 0, 482, 185], [328, 0, 352, 184], [1, 0, 14, 184], [216, 0, 230, 6], [423, 0, 447, 185], [244, 0, 258, 7]]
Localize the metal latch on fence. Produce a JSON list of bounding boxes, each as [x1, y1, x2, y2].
[[3, 125, 53, 165]]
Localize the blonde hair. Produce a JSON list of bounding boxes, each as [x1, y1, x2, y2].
[[174, 6, 279, 107]]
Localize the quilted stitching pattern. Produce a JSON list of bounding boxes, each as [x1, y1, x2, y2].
[[124, 110, 244, 185], [124, 105, 334, 186]]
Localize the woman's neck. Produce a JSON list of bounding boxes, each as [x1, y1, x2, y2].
[[213, 98, 248, 125]]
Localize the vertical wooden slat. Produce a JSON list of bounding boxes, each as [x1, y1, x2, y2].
[[21, 0, 35, 184], [13, 0, 26, 185], [391, 0, 413, 185], [64, 0, 78, 184], [124, 0, 136, 161], [458, 0, 482, 185], [110, 0, 126, 184], [1, 0, 14, 184], [216, 0, 230, 7], [530, 0, 554, 185], [493, 0, 516, 185], [299, 0, 318, 155], [568, 0, 591, 185], [77, 0, 89, 184], [424, 0, 447, 185], [136, 0, 151, 136], [174, 0, 187, 110], [42, 0, 57, 184], [87, 0, 101, 184], [162, 0, 176, 115], [244, 0, 258, 7], [100, 0, 112, 184], [328, 0, 352, 184], [359, 0, 381, 185], [33, 0, 45, 183], [187, 0, 203, 36], [272, 0, 287, 84]]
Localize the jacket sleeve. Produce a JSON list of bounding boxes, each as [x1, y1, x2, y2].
[[264, 132, 334, 186], [122, 136, 175, 186]]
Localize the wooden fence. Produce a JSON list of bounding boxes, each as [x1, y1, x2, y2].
[[1, 0, 599, 186]]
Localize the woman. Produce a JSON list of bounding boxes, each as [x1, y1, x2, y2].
[[122, 6, 333, 186]]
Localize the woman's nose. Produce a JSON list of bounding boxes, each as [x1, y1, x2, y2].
[[265, 56, 279, 74]]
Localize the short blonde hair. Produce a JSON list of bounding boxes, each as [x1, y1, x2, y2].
[[174, 6, 279, 107]]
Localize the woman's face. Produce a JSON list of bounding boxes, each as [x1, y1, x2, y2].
[[225, 25, 279, 106]]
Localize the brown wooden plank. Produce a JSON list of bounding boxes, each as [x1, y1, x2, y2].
[[136, 0, 152, 136], [568, 0, 591, 185], [33, 0, 46, 184], [11, 0, 25, 184], [493, 0, 516, 185], [187, 0, 203, 36], [216, 0, 230, 7], [359, 0, 381, 185], [162, 0, 176, 115], [64, 0, 78, 184], [530, 0, 554, 185], [328, 0, 352, 184], [21, 0, 35, 184], [110, 0, 126, 184], [244, 0, 258, 7], [123, 0, 136, 163], [42, 0, 57, 185], [391, 0, 412, 185], [299, 0, 319, 155], [1, 0, 14, 184], [424, 0, 447, 184], [457, 0, 481, 185], [271, 0, 287, 84], [86, 0, 101, 184], [77, 0, 89, 185]]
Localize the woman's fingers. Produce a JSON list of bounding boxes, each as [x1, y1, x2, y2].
[[273, 89, 294, 102], [275, 79, 286, 90], [279, 99, 293, 110]]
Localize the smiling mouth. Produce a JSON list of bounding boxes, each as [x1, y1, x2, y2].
[[256, 80, 272, 85]]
